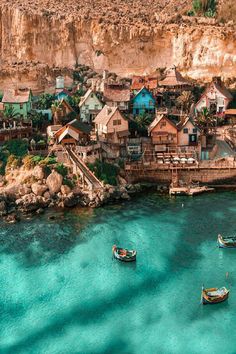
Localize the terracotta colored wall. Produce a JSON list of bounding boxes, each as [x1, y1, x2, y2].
[[151, 118, 178, 145]]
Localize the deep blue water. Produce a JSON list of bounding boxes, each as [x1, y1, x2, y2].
[[1, 193, 236, 354]]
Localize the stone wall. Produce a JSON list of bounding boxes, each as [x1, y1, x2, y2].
[[126, 168, 236, 185]]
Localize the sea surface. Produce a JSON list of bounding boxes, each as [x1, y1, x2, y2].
[[1, 192, 236, 354]]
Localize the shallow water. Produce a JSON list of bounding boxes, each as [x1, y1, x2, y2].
[[1, 193, 236, 354]]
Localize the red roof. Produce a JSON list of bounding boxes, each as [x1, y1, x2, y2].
[[131, 76, 158, 90], [2, 88, 31, 103]]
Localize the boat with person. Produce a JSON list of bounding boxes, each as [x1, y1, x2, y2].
[[218, 234, 236, 248], [112, 245, 137, 262], [201, 286, 229, 305]]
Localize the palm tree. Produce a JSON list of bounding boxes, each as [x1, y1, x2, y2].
[[176, 91, 194, 113], [3, 106, 19, 121], [51, 100, 63, 124], [196, 107, 216, 136]]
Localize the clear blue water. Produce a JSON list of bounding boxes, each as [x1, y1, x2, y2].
[[1, 193, 236, 354]]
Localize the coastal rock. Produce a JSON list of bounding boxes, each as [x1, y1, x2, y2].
[[31, 182, 48, 196], [63, 193, 78, 207], [46, 171, 63, 195], [18, 184, 32, 196], [0, 200, 7, 215], [32, 166, 45, 180], [61, 185, 71, 195]]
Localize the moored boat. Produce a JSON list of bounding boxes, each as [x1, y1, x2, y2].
[[218, 234, 236, 248], [201, 286, 229, 305], [112, 245, 136, 262]]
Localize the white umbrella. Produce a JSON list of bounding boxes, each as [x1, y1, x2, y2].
[[181, 158, 187, 163]]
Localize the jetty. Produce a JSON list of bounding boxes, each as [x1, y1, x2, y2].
[[169, 185, 214, 196]]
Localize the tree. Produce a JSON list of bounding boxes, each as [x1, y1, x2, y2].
[[176, 91, 194, 112], [3, 106, 19, 120], [37, 93, 55, 109], [29, 110, 48, 130], [196, 107, 216, 136], [51, 100, 63, 124]]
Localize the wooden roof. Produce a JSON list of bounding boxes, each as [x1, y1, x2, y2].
[[148, 114, 177, 134], [103, 86, 130, 103], [159, 67, 191, 87]]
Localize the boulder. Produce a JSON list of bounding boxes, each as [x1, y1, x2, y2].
[[32, 165, 45, 180], [43, 191, 51, 200], [18, 184, 32, 196], [31, 182, 48, 196], [0, 200, 7, 215], [61, 185, 71, 195], [46, 171, 63, 195], [63, 192, 78, 207]]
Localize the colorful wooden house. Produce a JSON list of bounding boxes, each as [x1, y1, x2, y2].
[[94, 105, 129, 144], [132, 87, 156, 116], [195, 77, 233, 115], [2, 88, 32, 119], [54, 119, 91, 145], [159, 67, 192, 92], [148, 114, 178, 152], [103, 85, 130, 111], [79, 89, 103, 123], [177, 116, 200, 147]]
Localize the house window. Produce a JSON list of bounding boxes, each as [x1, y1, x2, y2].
[[113, 119, 121, 126], [183, 128, 188, 134], [20, 103, 23, 109], [218, 107, 224, 113], [142, 93, 145, 97], [160, 121, 166, 128], [91, 93, 94, 98], [193, 128, 197, 133]]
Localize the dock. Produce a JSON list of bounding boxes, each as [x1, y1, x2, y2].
[[169, 185, 215, 196]]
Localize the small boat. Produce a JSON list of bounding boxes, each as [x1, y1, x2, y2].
[[218, 234, 236, 248], [201, 286, 229, 305], [112, 245, 136, 262]]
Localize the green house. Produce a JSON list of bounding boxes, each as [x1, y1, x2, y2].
[[2, 88, 32, 119]]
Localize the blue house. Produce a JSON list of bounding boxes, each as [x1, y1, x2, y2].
[[55, 89, 72, 101], [132, 87, 156, 115]]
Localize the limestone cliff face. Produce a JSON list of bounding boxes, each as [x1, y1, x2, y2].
[[0, 5, 235, 84]]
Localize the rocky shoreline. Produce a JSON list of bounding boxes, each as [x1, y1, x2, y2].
[[0, 163, 147, 223]]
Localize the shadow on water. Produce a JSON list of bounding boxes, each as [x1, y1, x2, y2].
[[1, 268, 166, 354], [0, 208, 95, 267]]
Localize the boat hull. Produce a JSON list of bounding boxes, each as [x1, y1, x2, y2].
[[112, 246, 136, 262], [218, 235, 236, 248], [202, 288, 229, 305]]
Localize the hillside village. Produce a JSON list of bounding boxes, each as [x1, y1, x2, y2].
[[0, 65, 236, 218]]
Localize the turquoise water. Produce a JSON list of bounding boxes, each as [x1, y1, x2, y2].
[[1, 193, 236, 354]]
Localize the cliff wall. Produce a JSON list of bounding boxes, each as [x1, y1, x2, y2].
[[0, 4, 235, 86]]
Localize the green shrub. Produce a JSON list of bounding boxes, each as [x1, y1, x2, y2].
[[55, 163, 68, 177], [63, 178, 75, 189], [4, 139, 28, 158], [87, 160, 119, 185]]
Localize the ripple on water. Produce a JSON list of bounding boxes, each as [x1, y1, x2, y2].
[[0, 193, 236, 353]]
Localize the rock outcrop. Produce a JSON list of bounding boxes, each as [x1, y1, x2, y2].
[[0, 1, 235, 87]]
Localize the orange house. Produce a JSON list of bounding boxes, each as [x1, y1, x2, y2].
[[148, 114, 178, 152], [54, 119, 91, 145]]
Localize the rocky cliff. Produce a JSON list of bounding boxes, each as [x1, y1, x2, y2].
[[0, 1, 235, 87]]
